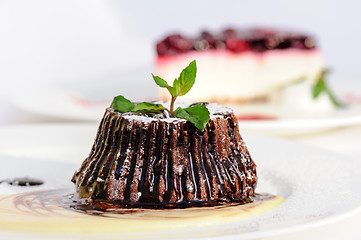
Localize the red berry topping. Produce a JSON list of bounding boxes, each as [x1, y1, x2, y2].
[[156, 41, 169, 56], [225, 38, 249, 53], [200, 31, 216, 48], [155, 28, 317, 56], [222, 28, 237, 38]]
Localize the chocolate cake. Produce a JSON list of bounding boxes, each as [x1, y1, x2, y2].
[[72, 103, 257, 207]]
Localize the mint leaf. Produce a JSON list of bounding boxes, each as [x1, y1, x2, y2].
[[312, 70, 327, 98], [152, 74, 176, 96], [132, 102, 166, 114], [174, 104, 210, 131], [326, 88, 344, 108], [312, 70, 344, 108], [173, 60, 197, 97], [110, 95, 135, 113], [152, 74, 171, 88]]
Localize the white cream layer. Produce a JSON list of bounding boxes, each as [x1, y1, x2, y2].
[[155, 49, 323, 102]]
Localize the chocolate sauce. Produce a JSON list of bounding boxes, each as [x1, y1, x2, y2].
[[64, 194, 267, 218], [68, 194, 252, 211], [0, 189, 283, 234], [0, 177, 44, 186], [9, 189, 270, 218]]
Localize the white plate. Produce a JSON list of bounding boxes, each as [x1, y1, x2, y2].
[[11, 79, 361, 136], [0, 124, 361, 239], [0, 156, 76, 195], [236, 103, 361, 136]]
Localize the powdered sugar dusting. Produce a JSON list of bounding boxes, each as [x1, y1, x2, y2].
[[108, 101, 233, 123], [122, 114, 186, 124], [206, 102, 233, 115]]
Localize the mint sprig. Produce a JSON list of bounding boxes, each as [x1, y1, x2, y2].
[[110, 60, 210, 131], [152, 60, 197, 115], [312, 69, 344, 108]]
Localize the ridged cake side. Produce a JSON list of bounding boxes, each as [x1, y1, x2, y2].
[[72, 107, 257, 207]]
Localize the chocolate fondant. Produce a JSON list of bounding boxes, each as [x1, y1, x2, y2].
[[72, 103, 257, 207]]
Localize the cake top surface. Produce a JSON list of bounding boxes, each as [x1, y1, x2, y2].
[[156, 27, 317, 56], [109, 102, 233, 124]]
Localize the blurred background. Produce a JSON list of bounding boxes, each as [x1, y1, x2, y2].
[[0, 0, 360, 124], [2, 2, 361, 239]]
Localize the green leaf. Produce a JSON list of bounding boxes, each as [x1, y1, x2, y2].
[[326, 88, 344, 108], [110, 95, 135, 113], [132, 102, 166, 114], [152, 74, 171, 88], [174, 104, 210, 131], [152, 74, 176, 97], [173, 60, 197, 97], [312, 70, 344, 108], [312, 76, 326, 99]]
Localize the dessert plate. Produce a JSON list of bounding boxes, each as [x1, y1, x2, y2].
[[236, 102, 361, 136], [0, 124, 361, 239], [11, 80, 361, 136]]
